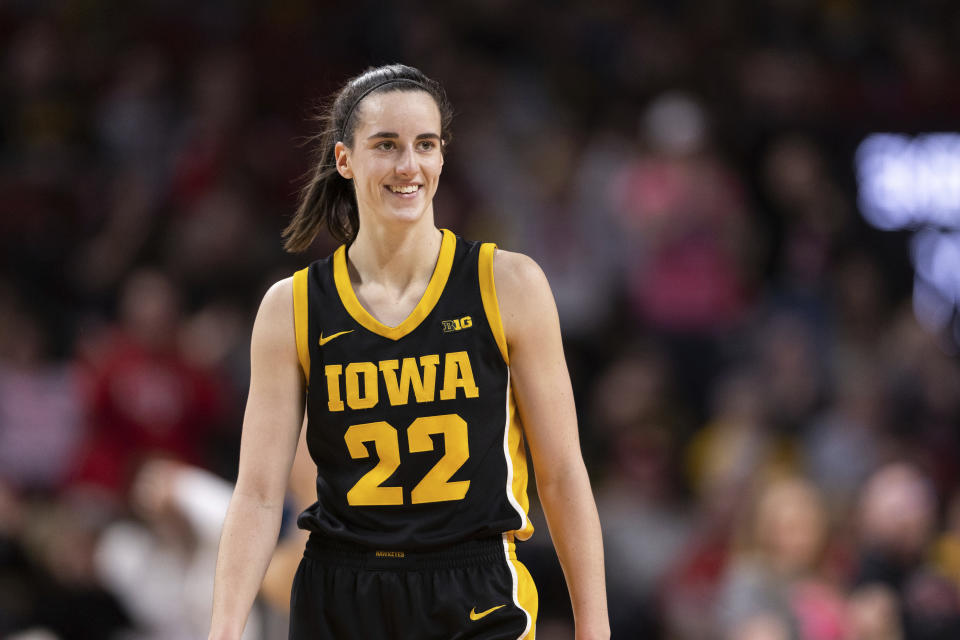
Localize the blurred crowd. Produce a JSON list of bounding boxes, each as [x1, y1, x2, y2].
[[2, 1, 960, 639]]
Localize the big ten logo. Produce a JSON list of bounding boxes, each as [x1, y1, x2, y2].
[[442, 316, 473, 333]]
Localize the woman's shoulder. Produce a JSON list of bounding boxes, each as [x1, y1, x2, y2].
[[262, 276, 294, 305], [253, 277, 295, 330], [488, 248, 557, 342], [248, 276, 299, 363], [491, 248, 550, 301]]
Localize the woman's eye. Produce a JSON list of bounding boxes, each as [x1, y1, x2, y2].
[[375, 141, 395, 151], [417, 140, 436, 151]]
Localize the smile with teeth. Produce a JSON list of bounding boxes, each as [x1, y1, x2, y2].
[[388, 184, 420, 194]]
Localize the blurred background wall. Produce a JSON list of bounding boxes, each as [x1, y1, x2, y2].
[[2, 1, 960, 638]]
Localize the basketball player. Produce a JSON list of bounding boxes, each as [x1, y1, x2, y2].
[[209, 64, 609, 640]]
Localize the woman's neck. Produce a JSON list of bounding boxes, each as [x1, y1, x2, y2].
[[346, 217, 443, 293]]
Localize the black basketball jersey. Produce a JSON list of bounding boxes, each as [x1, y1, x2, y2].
[[291, 229, 534, 549]]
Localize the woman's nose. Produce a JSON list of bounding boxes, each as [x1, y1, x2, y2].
[[395, 145, 416, 175]]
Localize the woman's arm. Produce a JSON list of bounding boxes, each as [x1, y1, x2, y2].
[[495, 251, 610, 640], [259, 415, 314, 612], [209, 278, 306, 640]]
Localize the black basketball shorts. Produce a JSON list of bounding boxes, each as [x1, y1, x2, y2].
[[289, 532, 538, 639]]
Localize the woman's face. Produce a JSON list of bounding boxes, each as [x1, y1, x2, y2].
[[336, 90, 443, 228], [756, 480, 826, 574]]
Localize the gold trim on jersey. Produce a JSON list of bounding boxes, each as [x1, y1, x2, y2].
[[478, 243, 509, 364], [333, 229, 456, 341], [483, 246, 532, 541], [502, 533, 538, 639], [503, 373, 533, 541], [293, 267, 311, 385]]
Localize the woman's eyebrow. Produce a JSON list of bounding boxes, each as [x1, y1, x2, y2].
[[366, 132, 441, 140]]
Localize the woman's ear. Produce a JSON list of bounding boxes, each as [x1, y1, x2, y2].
[[335, 141, 352, 179]]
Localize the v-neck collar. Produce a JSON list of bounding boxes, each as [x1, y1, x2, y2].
[[333, 228, 456, 341]]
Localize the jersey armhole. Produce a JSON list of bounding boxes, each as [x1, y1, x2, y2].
[[292, 267, 311, 385], [478, 243, 509, 365]]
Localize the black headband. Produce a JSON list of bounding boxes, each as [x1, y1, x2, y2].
[[339, 78, 430, 142]]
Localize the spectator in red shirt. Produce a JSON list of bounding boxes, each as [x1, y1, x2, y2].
[[71, 269, 226, 496]]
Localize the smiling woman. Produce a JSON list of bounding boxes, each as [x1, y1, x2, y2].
[[281, 65, 453, 250], [209, 64, 609, 640], [335, 91, 444, 231]]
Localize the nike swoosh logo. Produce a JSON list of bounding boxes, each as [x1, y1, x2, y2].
[[319, 330, 353, 346], [469, 605, 506, 621]]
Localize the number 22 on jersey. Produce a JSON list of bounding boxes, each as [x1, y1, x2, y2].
[[344, 414, 470, 506]]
